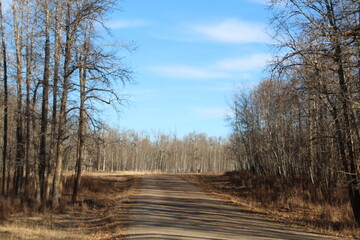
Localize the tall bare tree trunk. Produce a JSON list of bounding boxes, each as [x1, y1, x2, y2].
[[38, 0, 51, 207], [72, 33, 89, 202], [13, 1, 24, 196], [54, 2, 72, 206], [323, 0, 360, 225], [23, 0, 34, 201], [72, 73, 86, 202], [335, 48, 360, 225], [0, 0, 8, 197], [32, 84, 41, 203], [51, 2, 63, 208]]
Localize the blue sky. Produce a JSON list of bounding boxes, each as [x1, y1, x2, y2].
[[104, 0, 271, 138]]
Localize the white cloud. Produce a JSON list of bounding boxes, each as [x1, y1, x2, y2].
[[149, 65, 229, 80], [107, 19, 150, 29], [215, 53, 271, 72], [193, 19, 271, 44], [149, 53, 270, 81]]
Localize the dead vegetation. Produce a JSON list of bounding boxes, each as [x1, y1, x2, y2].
[[0, 172, 140, 240], [185, 171, 359, 239]]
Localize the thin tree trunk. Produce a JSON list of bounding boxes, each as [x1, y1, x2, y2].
[[38, 0, 51, 207], [54, 2, 72, 206], [0, 0, 8, 197], [32, 83, 41, 203], [24, 9, 34, 202], [51, 3, 63, 208], [13, 1, 24, 197], [72, 35, 89, 203]]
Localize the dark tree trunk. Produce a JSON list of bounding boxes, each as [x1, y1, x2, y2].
[[38, 0, 51, 206], [72, 36, 89, 203]]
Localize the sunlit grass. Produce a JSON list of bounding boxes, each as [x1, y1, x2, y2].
[[185, 171, 359, 239], [0, 172, 140, 240]]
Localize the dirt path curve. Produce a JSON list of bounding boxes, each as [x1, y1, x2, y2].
[[124, 174, 337, 240]]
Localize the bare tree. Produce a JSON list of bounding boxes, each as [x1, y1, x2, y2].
[[0, 0, 8, 197], [51, 0, 64, 208], [0, 0, 134, 210], [267, 0, 360, 225], [13, 0, 25, 196]]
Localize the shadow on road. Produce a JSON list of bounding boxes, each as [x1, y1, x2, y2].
[[122, 175, 336, 240]]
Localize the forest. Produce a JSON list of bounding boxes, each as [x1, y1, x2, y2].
[[1, 0, 360, 234], [227, 0, 360, 226], [0, 0, 234, 211], [0, 0, 132, 208]]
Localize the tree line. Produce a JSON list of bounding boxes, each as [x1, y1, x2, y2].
[[227, 0, 360, 225], [73, 127, 233, 173], [0, 0, 131, 209]]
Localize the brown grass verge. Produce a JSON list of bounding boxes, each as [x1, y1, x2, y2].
[[0, 172, 140, 240], [184, 171, 359, 240]]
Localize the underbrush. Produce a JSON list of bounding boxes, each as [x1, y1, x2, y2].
[[62, 174, 135, 209], [0, 173, 135, 216], [0, 173, 138, 239], [186, 170, 358, 239]]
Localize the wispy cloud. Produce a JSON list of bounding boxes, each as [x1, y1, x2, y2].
[[192, 19, 271, 44], [149, 53, 270, 80], [149, 65, 229, 80], [215, 53, 271, 72], [107, 19, 151, 29]]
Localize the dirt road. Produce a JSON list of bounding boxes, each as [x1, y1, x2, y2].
[[124, 175, 336, 240]]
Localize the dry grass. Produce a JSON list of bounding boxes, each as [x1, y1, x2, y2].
[[185, 171, 359, 239], [0, 172, 140, 240], [63, 171, 165, 177]]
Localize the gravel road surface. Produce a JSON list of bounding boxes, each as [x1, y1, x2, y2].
[[124, 175, 337, 240]]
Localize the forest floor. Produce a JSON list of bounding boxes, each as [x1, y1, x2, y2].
[[184, 171, 359, 240], [0, 172, 140, 240], [124, 174, 337, 239]]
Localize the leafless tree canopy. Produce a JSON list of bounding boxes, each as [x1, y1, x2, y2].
[[227, 0, 360, 226], [0, 0, 234, 212], [80, 128, 232, 174], [0, 0, 131, 208]]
